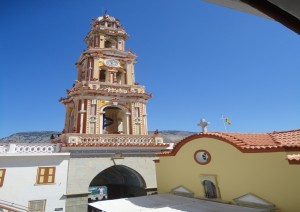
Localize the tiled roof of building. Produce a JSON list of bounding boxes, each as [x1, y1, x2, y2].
[[271, 129, 300, 147], [158, 129, 300, 156]]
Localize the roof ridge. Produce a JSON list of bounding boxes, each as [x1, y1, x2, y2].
[[270, 128, 300, 134], [209, 128, 300, 135]]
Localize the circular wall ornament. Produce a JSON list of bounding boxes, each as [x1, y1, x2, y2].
[[194, 150, 211, 165]]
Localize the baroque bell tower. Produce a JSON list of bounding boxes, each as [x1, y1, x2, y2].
[[60, 13, 151, 136]]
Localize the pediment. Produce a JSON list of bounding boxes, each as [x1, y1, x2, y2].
[[234, 193, 275, 209], [171, 186, 194, 197]]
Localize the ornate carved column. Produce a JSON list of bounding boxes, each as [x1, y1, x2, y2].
[[126, 112, 131, 134], [99, 111, 105, 134]]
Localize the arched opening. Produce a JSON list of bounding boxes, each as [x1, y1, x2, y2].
[[203, 180, 217, 199], [88, 165, 147, 208], [99, 69, 106, 82], [102, 106, 128, 134], [104, 40, 112, 48], [104, 39, 117, 49]]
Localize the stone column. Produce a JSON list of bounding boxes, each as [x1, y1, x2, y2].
[[99, 111, 105, 134], [125, 112, 131, 134], [143, 114, 148, 135], [79, 100, 85, 134], [110, 72, 114, 83], [113, 72, 117, 83]]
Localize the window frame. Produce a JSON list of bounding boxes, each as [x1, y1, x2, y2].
[[36, 167, 56, 184], [0, 169, 6, 187], [28, 199, 46, 212], [202, 180, 218, 199], [200, 175, 221, 199]]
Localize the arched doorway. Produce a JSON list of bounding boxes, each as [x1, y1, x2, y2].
[[88, 165, 146, 204], [102, 105, 129, 134]]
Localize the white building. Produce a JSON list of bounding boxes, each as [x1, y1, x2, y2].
[[0, 143, 70, 212]]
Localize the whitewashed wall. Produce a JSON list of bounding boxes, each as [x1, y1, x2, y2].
[[0, 153, 70, 212]]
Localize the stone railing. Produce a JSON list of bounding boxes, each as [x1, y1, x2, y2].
[[0, 143, 60, 154], [91, 82, 145, 94], [99, 84, 131, 93], [61, 133, 164, 146], [0, 199, 28, 212]]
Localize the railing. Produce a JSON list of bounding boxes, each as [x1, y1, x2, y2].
[[0, 144, 9, 153], [0, 199, 28, 212], [0, 143, 60, 154], [89, 82, 145, 94], [61, 133, 164, 146]]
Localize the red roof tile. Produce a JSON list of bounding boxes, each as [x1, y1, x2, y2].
[[158, 129, 300, 156], [287, 154, 300, 161], [271, 129, 300, 147]]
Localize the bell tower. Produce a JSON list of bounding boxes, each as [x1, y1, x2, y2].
[[60, 13, 151, 136]]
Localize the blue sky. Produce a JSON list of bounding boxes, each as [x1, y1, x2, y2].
[[0, 0, 299, 138]]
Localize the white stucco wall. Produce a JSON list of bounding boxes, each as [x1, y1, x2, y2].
[[0, 153, 70, 212], [67, 156, 157, 195]]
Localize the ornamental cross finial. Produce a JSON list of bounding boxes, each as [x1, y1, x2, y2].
[[101, 8, 108, 16], [197, 119, 210, 133]]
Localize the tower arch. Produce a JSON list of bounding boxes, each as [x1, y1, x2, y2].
[[100, 104, 131, 134]]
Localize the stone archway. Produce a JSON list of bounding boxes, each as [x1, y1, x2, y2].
[[100, 104, 130, 134], [88, 165, 146, 204]]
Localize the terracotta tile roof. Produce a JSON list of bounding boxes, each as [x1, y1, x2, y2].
[[271, 129, 300, 147], [287, 154, 300, 161], [158, 129, 300, 156], [287, 154, 300, 164]]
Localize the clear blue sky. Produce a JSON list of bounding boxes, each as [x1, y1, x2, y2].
[[0, 0, 299, 138]]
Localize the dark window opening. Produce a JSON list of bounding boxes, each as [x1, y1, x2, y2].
[[203, 180, 217, 199], [105, 41, 112, 48], [100, 70, 106, 82]]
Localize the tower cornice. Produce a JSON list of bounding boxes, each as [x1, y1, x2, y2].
[[76, 49, 136, 66], [85, 27, 128, 40]]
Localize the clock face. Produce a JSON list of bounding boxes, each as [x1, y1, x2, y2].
[[104, 59, 120, 67]]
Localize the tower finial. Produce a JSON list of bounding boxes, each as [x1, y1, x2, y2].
[[101, 8, 108, 16]]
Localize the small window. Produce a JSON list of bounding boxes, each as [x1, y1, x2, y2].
[[37, 167, 56, 184], [105, 41, 112, 48], [28, 199, 46, 212], [100, 70, 106, 82], [200, 175, 220, 199], [0, 169, 6, 187], [203, 180, 217, 199]]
